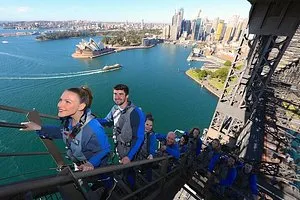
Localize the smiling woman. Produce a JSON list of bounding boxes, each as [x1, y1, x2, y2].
[[57, 87, 93, 122], [20, 86, 112, 172]]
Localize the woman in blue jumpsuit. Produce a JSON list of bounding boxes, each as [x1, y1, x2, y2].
[[22, 86, 111, 171], [21, 86, 114, 199]]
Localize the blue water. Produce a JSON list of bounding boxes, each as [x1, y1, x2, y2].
[[0, 31, 217, 184]]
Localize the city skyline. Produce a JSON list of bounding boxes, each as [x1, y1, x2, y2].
[[0, 0, 251, 23]]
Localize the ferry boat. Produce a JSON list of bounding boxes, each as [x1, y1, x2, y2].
[[102, 64, 121, 71], [1, 41, 8, 44]]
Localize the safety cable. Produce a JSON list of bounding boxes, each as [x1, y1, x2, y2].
[[0, 104, 59, 120], [0, 152, 49, 157], [0, 121, 25, 129]]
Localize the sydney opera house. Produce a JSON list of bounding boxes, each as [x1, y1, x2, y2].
[[72, 38, 115, 58]]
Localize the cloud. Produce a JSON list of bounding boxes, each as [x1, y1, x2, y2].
[[17, 6, 30, 13]]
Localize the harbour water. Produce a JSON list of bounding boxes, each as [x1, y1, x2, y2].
[[0, 30, 218, 184]]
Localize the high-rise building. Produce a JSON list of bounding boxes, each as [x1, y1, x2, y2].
[[223, 26, 233, 43], [227, 15, 240, 41], [193, 18, 202, 40], [162, 25, 170, 39], [212, 17, 219, 34], [141, 19, 144, 30], [177, 8, 184, 37], [233, 18, 248, 42], [181, 20, 191, 35], [221, 23, 227, 40], [196, 9, 201, 19], [185, 20, 191, 34], [204, 22, 212, 41], [170, 10, 179, 40], [233, 21, 243, 41], [170, 25, 178, 40], [178, 8, 184, 27], [172, 10, 178, 26], [191, 9, 204, 41], [181, 20, 186, 35], [215, 20, 225, 41], [170, 8, 184, 40], [191, 20, 196, 39], [204, 22, 212, 34]]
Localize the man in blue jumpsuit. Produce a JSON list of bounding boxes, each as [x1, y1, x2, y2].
[[208, 155, 237, 198], [233, 162, 259, 200], [156, 132, 180, 159], [187, 127, 202, 168], [98, 84, 145, 190]]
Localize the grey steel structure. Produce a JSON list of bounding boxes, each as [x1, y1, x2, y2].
[[207, 0, 300, 162]]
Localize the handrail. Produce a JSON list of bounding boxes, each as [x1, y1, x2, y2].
[[0, 152, 50, 157], [76, 155, 172, 179], [0, 104, 59, 120], [0, 155, 173, 198], [0, 105, 65, 168], [0, 121, 25, 129]]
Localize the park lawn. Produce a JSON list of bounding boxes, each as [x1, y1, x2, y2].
[[208, 78, 224, 90], [186, 69, 201, 81]]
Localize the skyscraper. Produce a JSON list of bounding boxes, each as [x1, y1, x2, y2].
[[192, 9, 203, 41], [215, 20, 225, 41], [193, 18, 202, 40], [181, 20, 192, 35], [170, 10, 179, 40], [162, 25, 170, 39], [141, 19, 144, 30], [185, 20, 192, 34], [228, 15, 240, 41], [223, 26, 233, 43], [204, 22, 212, 41], [177, 8, 184, 38], [170, 8, 184, 40], [212, 17, 219, 34], [233, 18, 248, 42], [233, 21, 243, 41]]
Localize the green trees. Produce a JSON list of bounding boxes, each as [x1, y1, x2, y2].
[[101, 30, 150, 46], [36, 30, 98, 41], [192, 69, 211, 80], [102, 37, 110, 44], [211, 67, 229, 82], [224, 60, 232, 66], [198, 70, 208, 80]]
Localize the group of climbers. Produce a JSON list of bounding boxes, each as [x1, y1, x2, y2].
[[20, 83, 258, 200], [198, 138, 259, 200]]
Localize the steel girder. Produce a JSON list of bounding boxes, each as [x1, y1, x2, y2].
[[209, 34, 293, 153]]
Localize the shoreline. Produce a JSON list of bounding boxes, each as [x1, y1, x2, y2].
[[185, 69, 221, 98], [72, 44, 155, 58], [113, 44, 155, 52], [72, 49, 115, 58]]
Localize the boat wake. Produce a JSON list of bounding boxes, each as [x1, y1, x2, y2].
[[0, 69, 105, 80], [0, 51, 39, 62]]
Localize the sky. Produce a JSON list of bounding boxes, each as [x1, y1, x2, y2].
[[0, 0, 252, 23]]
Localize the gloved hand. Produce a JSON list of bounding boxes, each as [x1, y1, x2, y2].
[[20, 121, 41, 131], [78, 162, 94, 171]]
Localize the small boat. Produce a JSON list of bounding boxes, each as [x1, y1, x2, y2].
[[1, 41, 8, 44], [102, 64, 121, 71]]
